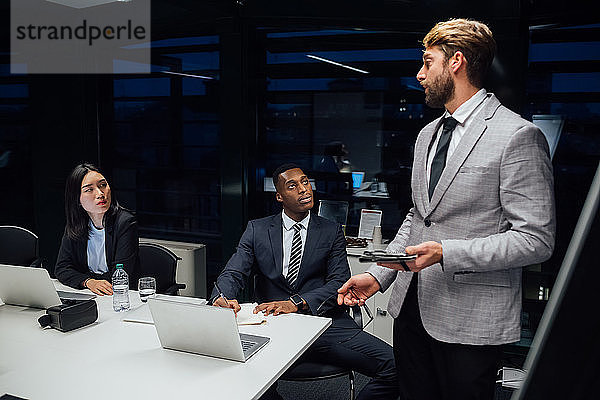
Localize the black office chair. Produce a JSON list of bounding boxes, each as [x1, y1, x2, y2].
[[251, 270, 369, 400], [138, 242, 186, 295], [0, 225, 43, 268], [279, 304, 368, 400]]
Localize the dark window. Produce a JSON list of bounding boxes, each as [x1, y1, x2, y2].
[[519, 23, 600, 351], [256, 29, 431, 237], [108, 36, 221, 294]]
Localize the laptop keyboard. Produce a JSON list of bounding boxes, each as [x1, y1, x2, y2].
[[57, 290, 96, 302], [241, 339, 257, 351], [239, 333, 269, 360]]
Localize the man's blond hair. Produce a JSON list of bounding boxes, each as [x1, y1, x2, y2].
[[423, 18, 496, 88]]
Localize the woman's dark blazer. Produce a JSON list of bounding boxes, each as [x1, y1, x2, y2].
[[54, 207, 140, 289]]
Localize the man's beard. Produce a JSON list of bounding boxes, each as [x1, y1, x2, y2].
[[424, 67, 455, 108]]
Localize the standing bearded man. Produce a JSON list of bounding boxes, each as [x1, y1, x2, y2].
[[338, 18, 555, 400]]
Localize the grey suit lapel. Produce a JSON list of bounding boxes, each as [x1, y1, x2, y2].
[[428, 94, 500, 212], [417, 120, 442, 213], [428, 119, 486, 210], [268, 215, 284, 275]]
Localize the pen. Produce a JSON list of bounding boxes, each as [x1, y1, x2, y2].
[[214, 282, 235, 313], [214, 281, 229, 303]]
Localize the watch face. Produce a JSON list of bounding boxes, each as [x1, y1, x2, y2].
[[290, 295, 302, 306]]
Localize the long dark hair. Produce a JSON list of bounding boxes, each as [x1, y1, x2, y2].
[[64, 163, 119, 241]]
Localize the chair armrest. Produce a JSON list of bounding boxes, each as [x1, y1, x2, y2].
[[350, 304, 363, 328], [163, 283, 186, 296], [349, 303, 373, 329], [30, 257, 45, 269]]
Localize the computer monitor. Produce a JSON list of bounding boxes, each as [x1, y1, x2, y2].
[[352, 171, 365, 189], [263, 177, 276, 192], [358, 209, 383, 239], [532, 115, 564, 160], [513, 162, 600, 400], [317, 200, 349, 226]]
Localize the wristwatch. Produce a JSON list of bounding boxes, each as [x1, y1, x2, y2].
[[289, 294, 305, 309]]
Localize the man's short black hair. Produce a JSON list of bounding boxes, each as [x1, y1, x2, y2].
[[272, 163, 301, 189]]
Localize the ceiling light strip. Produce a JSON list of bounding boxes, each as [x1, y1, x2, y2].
[[161, 71, 214, 79], [306, 54, 369, 74]]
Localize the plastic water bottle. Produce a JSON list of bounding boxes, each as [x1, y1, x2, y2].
[[112, 263, 130, 312]]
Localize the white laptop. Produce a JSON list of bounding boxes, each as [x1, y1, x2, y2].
[[0, 264, 95, 309], [148, 297, 270, 362]]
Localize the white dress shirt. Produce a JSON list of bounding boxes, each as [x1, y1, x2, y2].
[[87, 220, 108, 274], [427, 88, 488, 184], [281, 211, 310, 277]]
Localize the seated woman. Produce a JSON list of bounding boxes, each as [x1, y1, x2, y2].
[[55, 163, 139, 295]]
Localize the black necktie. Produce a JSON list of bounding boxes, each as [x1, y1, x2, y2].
[[287, 223, 303, 287], [429, 117, 458, 200]]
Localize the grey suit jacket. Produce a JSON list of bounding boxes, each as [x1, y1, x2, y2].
[[368, 93, 556, 345]]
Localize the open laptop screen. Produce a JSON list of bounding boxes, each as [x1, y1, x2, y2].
[[0, 264, 61, 308], [0, 264, 95, 308], [148, 298, 269, 362]]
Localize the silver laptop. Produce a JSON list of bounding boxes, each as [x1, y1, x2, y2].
[[0, 264, 95, 308], [148, 297, 270, 362]]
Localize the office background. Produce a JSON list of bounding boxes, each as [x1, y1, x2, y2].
[[0, 0, 598, 363]]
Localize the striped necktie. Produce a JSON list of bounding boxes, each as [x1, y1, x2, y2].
[[286, 223, 303, 287]]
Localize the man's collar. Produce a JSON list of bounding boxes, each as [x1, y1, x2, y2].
[[444, 88, 487, 125], [282, 210, 310, 230]]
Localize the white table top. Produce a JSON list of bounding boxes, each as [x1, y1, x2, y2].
[[0, 281, 331, 400]]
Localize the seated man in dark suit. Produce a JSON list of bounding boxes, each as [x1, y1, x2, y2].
[[211, 163, 398, 400]]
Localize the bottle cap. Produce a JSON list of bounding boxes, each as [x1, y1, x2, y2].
[[116, 263, 123, 269]]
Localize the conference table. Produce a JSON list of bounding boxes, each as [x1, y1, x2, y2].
[[0, 281, 331, 400]]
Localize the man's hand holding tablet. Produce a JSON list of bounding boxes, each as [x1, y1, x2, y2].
[[372, 241, 443, 272], [359, 250, 416, 271]]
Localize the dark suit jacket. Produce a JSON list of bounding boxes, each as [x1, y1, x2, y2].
[[212, 212, 355, 327], [54, 207, 139, 289]]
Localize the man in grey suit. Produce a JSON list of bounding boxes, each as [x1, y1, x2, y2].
[[338, 18, 555, 400]]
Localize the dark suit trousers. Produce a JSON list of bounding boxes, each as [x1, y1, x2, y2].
[[262, 324, 398, 400], [304, 325, 398, 400], [393, 275, 502, 400]]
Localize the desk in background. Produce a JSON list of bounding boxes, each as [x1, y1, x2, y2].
[[347, 243, 393, 345], [352, 181, 390, 199], [0, 281, 330, 400]]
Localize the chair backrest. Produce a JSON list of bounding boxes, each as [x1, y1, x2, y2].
[[0, 226, 39, 267], [310, 171, 353, 196], [138, 242, 181, 294]]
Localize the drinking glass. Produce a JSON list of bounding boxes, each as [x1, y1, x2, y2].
[[138, 277, 156, 302]]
